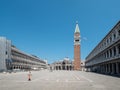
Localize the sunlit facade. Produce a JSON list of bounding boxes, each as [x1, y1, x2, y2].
[[51, 57, 74, 70], [0, 37, 47, 72]]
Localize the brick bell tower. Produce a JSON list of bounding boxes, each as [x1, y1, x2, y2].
[[74, 21, 81, 70]]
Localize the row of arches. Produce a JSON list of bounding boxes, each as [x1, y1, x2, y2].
[[54, 65, 73, 70], [86, 61, 120, 75], [12, 65, 31, 70]]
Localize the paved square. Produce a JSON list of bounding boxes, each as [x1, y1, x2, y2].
[[0, 70, 120, 90]]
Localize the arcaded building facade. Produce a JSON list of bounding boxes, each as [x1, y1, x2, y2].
[[51, 58, 74, 70], [85, 21, 120, 75], [0, 37, 47, 72]]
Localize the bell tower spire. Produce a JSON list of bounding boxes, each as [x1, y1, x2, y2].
[[75, 21, 80, 33], [74, 21, 81, 70]]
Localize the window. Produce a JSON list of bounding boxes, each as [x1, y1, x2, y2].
[[110, 37, 112, 42], [107, 51, 109, 58], [104, 42, 106, 46], [118, 44, 120, 54], [113, 33, 116, 39], [113, 47, 116, 56], [75, 39, 79, 42], [6, 51, 7, 55], [118, 29, 120, 36], [104, 53, 106, 58], [102, 43, 103, 47], [110, 49, 112, 57], [107, 39, 109, 44]]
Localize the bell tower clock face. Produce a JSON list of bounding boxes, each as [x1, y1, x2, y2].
[[74, 22, 80, 45], [74, 33, 80, 45]]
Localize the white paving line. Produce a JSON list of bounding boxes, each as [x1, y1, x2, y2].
[[80, 75, 93, 82], [72, 74, 93, 83], [73, 74, 81, 80]]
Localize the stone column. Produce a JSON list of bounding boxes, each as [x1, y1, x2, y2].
[[106, 64, 108, 73], [111, 48, 113, 57], [118, 62, 120, 75], [110, 63, 112, 74], [103, 64, 106, 73], [12, 66, 14, 69], [116, 29, 118, 38], [112, 63, 115, 74], [106, 52, 107, 59], [58, 66, 59, 70], [109, 50, 110, 58], [103, 65, 105, 73], [65, 66, 67, 70], [105, 64, 108, 73], [68, 66, 70, 70], [100, 65, 102, 73], [116, 62, 119, 74], [101, 65, 103, 73], [54, 66, 56, 70], [116, 46, 119, 56], [104, 65, 106, 73], [108, 64, 110, 74]]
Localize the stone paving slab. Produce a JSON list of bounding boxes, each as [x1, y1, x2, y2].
[[0, 70, 120, 90]]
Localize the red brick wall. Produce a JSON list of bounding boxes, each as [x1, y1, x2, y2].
[[74, 45, 81, 70]]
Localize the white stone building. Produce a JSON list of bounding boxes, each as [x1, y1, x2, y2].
[[51, 57, 74, 70], [85, 21, 120, 76], [0, 37, 47, 72]]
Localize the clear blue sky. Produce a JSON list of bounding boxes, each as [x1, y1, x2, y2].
[[0, 0, 120, 63]]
